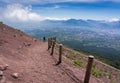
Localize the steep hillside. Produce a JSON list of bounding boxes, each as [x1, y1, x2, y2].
[[55, 44, 120, 83], [0, 23, 119, 83], [0, 23, 78, 83], [0, 23, 97, 83]]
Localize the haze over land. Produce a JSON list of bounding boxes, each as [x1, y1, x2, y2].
[[21, 19, 120, 69]]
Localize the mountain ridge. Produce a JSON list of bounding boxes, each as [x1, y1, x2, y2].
[[2, 18, 120, 30]]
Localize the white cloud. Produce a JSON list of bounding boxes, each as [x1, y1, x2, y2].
[[45, 5, 60, 10], [1, 4, 70, 22], [3, 4, 44, 22], [52, 5, 60, 9], [45, 17, 70, 20], [107, 18, 120, 22]]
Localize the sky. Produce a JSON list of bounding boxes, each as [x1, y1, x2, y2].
[[0, 0, 120, 22]]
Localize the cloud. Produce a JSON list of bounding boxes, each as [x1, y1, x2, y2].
[[52, 5, 60, 9], [3, 4, 44, 22], [1, 4, 70, 22], [107, 18, 120, 22], [45, 17, 70, 20]]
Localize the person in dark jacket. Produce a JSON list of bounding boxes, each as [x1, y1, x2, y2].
[[43, 36, 46, 42]]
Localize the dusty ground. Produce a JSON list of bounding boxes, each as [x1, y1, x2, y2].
[[0, 23, 103, 83]]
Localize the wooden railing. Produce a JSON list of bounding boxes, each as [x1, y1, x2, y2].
[[47, 37, 94, 83]]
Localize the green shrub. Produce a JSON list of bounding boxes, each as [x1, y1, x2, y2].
[[108, 74, 112, 79], [92, 69, 102, 77], [74, 60, 82, 67], [92, 63, 96, 69], [66, 53, 77, 60]]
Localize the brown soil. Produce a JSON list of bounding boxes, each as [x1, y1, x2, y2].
[[0, 23, 102, 83]]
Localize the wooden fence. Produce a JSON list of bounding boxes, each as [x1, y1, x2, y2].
[[47, 37, 94, 83]]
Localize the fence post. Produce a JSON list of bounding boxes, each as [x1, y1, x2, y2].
[[48, 38, 50, 50], [53, 37, 56, 42], [56, 44, 63, 65], [50, 37, 53, 47], [50, 40, 55, 55], [50, 38, 52, 48], [84, 55, 94, 83]]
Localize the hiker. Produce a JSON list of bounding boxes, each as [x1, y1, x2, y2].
[[43, 36, 46, 42]]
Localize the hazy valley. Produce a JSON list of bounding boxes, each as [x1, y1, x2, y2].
[[9, 19, 120, 69]]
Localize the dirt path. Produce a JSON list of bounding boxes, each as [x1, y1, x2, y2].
[[13, 41, 77, 83], [20, 41, 101, 83], [1, 41, 101, 83]]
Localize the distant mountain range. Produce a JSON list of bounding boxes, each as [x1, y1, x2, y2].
[[40, 19, 120, 28], [4, 19, 120, 30]]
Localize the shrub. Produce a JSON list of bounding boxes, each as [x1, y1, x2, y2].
[[74, 60, 82, 67], [108, 74, 112, 79], [66, 53, 77, 60], [92, 69, 102, 77], [92, 63, 96, 69]]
